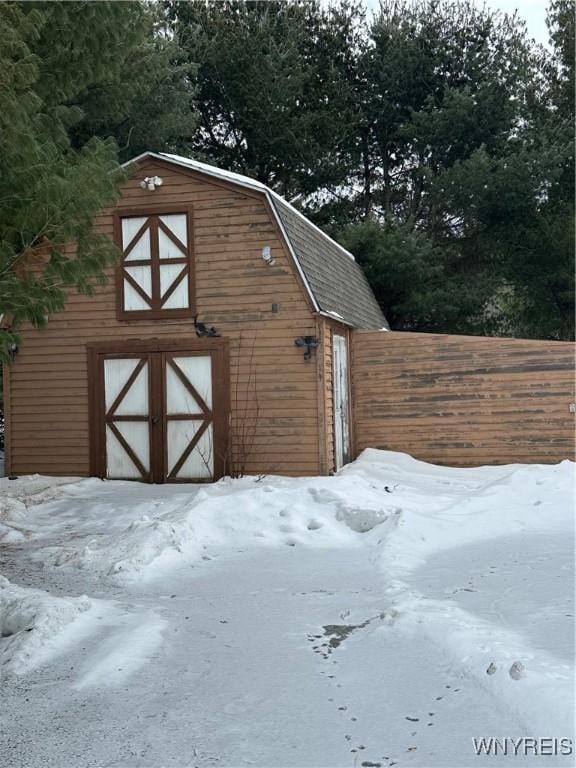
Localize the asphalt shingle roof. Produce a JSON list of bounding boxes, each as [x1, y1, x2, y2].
[[271, 196, 388, 329]]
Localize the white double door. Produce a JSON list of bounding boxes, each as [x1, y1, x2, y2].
[[97, 349, 220, 482]]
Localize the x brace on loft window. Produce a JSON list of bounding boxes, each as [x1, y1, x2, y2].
[[114, 205, 195, 320]]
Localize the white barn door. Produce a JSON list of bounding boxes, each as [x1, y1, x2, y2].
[[96, 347, 224, 483], [333, 334, 351, 470], [164, 354, 214, 481], [104, 356, 151, 480]]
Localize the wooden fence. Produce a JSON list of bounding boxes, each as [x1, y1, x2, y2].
[[352, 331, 575, 466]]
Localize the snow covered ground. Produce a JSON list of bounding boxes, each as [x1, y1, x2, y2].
[[0, 450, 574, 767]]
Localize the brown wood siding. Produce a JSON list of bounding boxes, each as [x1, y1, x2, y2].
[[7, 159, 322, 478], [322, 320, 335, 474], [3, 357, 12, 475], [352, 330, 576, 466]]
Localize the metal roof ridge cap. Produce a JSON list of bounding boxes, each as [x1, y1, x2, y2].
[[267, 189, 356, 262], [121, 151, 164, 168], [159, 152, 268, 193], [317, 310, 356, 327]]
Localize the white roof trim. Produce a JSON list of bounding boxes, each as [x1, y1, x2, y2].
[[317, 310, 355, 327], [162, 152, 268, 194]]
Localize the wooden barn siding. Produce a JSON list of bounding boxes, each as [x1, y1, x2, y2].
[[322, 320, 335, 474], [352, 331, 576, 466], [6, 160, 323, 477]]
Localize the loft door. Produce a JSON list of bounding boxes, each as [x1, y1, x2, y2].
[[333, 333, 351, 470], [89, 341, 228, 483], [115, 207, 194, 320]]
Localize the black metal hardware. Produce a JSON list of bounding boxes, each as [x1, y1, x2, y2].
[[294, 335, 320, 361]]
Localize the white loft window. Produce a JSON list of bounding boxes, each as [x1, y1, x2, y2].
[[117, 210, 193, 318]]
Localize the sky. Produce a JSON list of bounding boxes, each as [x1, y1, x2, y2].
[[478, 0, 549, 45], [363, 0, 551, 47]]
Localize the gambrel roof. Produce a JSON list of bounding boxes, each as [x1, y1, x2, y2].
[[125, 152, 388, 330], [271, 196, 386, 329]]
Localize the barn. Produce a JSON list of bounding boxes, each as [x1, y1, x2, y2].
[[3, 152, 387, 482]]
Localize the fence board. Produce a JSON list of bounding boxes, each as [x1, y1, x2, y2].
[[352, 331, 575, 466]]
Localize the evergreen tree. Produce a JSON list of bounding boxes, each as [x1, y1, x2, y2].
[[0, 2, 141, 360], [501, 0, 575, 339], [332, 1, 573, 338], [425, 0, 575, 339], [335, 219, 450, 330], [70, 4, 197, 161], [164, 0, 360, 198]]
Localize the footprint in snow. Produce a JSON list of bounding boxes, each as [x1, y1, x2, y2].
[[509, 661, 525, 680], [308, 487, 341, 505]]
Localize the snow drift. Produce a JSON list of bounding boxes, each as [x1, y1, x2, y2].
[[0, 450, 573, 740], [0, 576, 99, 674]]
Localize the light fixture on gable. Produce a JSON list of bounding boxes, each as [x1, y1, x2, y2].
[[261, 245, 275, 266], [140, 176, 163, 191]]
